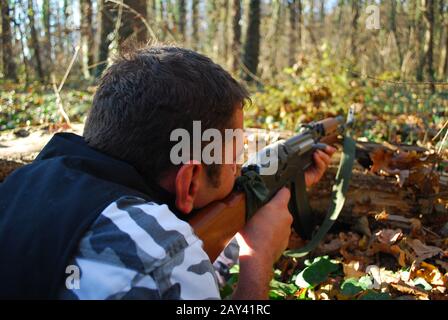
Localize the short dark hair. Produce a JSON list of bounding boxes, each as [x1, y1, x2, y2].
[[83, 46, 249, 186]]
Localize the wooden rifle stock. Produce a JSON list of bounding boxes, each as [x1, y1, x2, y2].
[[189, 192, 246, 262]]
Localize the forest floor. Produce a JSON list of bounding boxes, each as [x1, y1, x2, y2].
[[1, 123, 447, 300]]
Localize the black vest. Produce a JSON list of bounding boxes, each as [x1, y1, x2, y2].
[[0, 133, 175, 299]]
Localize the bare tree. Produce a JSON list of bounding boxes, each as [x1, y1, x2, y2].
[[422, 0, 436, 92], [42, 0, 52, 75], [230, 0, 242, 73], [288, 0, 302, 66], [207, 0, 219, 59], [27, 0, 44, 82], [1, 0, 17, 81], [80, 0, 94, 79], [350, 0, 360, 59], [444, 8, 448, 78], [389, 0, 403, 67], [178, 0, 186, 42], [191, 0, 199, 50], [242, 0, 261, 82], [94, 0, 116, 78]]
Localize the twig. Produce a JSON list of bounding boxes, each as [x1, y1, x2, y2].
[[51, 76, 71, 127], [238, 57, 272, 89], [437, 124, 448, 155], [51, 45, 80, 127], [347, 68, 448, 88], [58, 45, 80, 92], [87, 60, 108, 70], [432, 120, 448, 142]]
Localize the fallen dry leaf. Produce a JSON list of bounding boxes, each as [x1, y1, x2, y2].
[[375, 229, 403, 245], [343, 261, 365, 280], [390, 281, 429, 300], [368, 242, 407, 267], [370, 148, 395, 174], [435, 259, 448, 273], [407, 239, 443, 262], [413, 262, 446, 287]]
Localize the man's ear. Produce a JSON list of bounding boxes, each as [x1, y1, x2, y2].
[[174, 162, 203, 214]]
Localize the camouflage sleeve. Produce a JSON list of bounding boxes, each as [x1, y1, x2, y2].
[[213, 237, 240, 288], [59, 196, 221, 300]]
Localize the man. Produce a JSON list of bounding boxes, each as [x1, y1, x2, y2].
[[0, 46, 334, 299]]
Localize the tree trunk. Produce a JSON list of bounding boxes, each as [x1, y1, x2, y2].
[[15, 9, 29, 84], [309, 0, 315, 23], [119, 0, 148, 47], [148, 0, 156, 26], [1, 0, 17, 81], [229, 0, 241, 73], [191, 0, 199, 50], [158, 0, 167, 41], [80, 0, 94, 79], [422, 0, 436, 92], [416, 0, 426, 81], [319, 0, 325, 23], [350, 0, 360, 58], [177, 0, 186, 42], [94, 0, 116, 78], [337, 0, 344, 26], [242, 0, 261, 83], [27, 0, 44, 82], [63, 0, 71, 57], [288, 0, 302, 66], [42, 0, 52, 77], [444, 17, 448, 78], [389, 0, 403, 68], [207, 0, 219, 60], [268, 0, 282, 78], [221, 0, 230, 66]]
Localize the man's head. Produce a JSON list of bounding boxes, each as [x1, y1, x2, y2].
[[84, 46, 249, 214]]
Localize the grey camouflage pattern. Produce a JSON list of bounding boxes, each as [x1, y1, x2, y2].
[[59, 196, 221, 300]]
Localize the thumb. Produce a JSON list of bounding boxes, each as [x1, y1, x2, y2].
[[271, 187, 291, 206]]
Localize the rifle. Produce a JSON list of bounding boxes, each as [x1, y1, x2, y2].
[[189, 112, 356, 262]]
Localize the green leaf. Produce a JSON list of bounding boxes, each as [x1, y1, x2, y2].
[[357, 275, 373, 290], [413, 278, 432, 291], [340, 278, 364, 296], [358, 290, 391, 300], [295, 256, 340, 288], [340, 276, 373, 297]]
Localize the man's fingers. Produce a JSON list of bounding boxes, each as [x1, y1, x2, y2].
[[272, 187, 291, 205], [325, 145, 337, 155], [313, 152, 327, 171], [316, 150, 331, 166]]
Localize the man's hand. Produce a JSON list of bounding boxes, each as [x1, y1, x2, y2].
[[305, 145, 337, 187], [233, 187, 292, 300]]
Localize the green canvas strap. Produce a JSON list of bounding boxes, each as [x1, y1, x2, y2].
[[235, 168, 270, 221], [284, 134, 356, 258]]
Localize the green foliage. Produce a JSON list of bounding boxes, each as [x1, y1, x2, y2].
[[358, 290, 391, 300], [246, 46, 447, 145], [0, 83, 92, 131], [295, 256, 341, 289], [219, 264, 240, 300], [339, 276, 374, 298], [269, 279, 299, 300], [413, 278, 432, 291]]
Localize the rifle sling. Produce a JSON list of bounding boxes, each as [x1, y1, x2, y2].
[[284, 134, 356, 258]]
